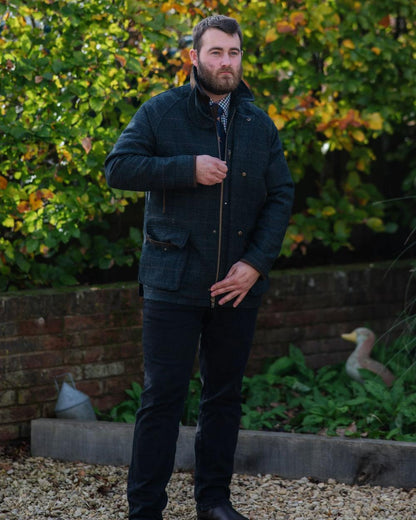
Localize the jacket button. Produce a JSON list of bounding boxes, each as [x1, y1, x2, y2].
[[241, 171, 247, 177], [212, 229, 217, 234], [237, 230, 243, 237]]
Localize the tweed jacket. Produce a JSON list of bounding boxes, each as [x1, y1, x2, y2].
[[105, 73, 294, 308]]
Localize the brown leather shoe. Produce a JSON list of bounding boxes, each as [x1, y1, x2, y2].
[[197, 503, 248, 520]]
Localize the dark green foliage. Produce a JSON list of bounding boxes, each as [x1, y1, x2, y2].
[[103, 337, 416, 442], [97, 380, 142, 424], [238, 339, 416, 441]]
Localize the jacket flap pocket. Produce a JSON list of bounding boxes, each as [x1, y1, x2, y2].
[[146, 220, 190, 249]]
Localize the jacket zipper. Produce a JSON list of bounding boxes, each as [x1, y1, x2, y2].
[[211, 109, 235, 308]]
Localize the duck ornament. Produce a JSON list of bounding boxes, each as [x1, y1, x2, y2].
[[341, 327, 395, 386]]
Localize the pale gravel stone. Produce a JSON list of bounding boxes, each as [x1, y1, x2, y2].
[[0, 455, 415, 520]]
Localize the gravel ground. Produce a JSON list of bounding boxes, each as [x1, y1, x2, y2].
[[0, 445, 415, 520]]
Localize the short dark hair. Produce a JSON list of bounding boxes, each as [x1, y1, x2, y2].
[[192, 15, 243, 53]]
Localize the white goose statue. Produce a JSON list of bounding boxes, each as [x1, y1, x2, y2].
[[341, 327, 395, 386]]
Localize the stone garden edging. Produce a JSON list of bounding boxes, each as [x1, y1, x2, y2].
[[31, 418, 416, 489]]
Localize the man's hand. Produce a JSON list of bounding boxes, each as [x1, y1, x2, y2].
[[196, 155, 227, 185], [210, 261, 260, 308]]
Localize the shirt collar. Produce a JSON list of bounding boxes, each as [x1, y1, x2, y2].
[[209, 94, 231, 118]]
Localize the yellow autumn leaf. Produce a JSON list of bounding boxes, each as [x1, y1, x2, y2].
[[268, 104, 278, 118], [2, 216, 15, 228], [342, 39, 355, 50], [53, 75, 63, 88], [22, 144, 38, 161], [366, 112, 383, 131], [351, 129, 366, 142], [332, 14, 341, 25], [322, 206, 336, 217], [366, 217, 384, 232], [265, 28, 278, 44], [274, 115, 286, 130], [175, 69, 188, 86], [371, 46, 381, 55], [268, 104, 286, 130], [60, 149, 72, 162], [40, 244, 49, 256], [356, 159, 366, 171], [14, 221, 23, 232]]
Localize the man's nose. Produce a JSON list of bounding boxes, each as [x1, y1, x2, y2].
[[220, 53, 231, 66]]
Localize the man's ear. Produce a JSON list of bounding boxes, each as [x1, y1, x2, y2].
[[189, 48, 198, 67]]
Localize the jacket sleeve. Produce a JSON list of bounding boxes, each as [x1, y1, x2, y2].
[[241, 122, 294, 277], [104, 102, 196, 192]]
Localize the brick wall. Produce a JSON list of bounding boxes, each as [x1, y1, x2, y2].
[[0, 261, 413, 443]]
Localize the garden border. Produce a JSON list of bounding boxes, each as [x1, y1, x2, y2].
[[31, 418, 416, 488]]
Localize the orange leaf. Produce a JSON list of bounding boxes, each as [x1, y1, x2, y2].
[[17, 201, 30, 213], [378, 15, 392, 28], [0, 176, 7, 189], [115, 54, 126, 67], [290, 233, 304, 244], [290, 11, 306, 26], [29, 192, 43, 211], [342, 39, 355, 50], [40, 188, 54, 200], [276, 21, 296, 34], [161, 2, 174, 13], [338, 109, 362, 130]]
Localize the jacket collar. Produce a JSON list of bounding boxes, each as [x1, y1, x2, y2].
[[187, 66, 254, 128]]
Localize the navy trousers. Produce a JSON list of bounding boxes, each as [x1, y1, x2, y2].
[[128, 299, 259, 520]]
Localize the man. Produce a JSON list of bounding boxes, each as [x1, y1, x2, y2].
[[105, 14, 294, 520]]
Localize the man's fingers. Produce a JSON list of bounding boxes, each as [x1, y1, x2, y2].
[[210, 262, 260, 306], [218, 290, 248, 308], [196, 155, 228, 185]]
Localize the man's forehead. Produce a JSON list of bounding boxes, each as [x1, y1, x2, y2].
[[200, 28, 241, 49]]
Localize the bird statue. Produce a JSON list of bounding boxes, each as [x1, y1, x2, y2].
[[341, 327, 395, 386]]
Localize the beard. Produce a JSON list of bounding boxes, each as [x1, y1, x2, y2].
[[197, 60, 242, 95]]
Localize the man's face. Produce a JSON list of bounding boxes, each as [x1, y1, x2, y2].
[[190, 28, 243, 99]]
